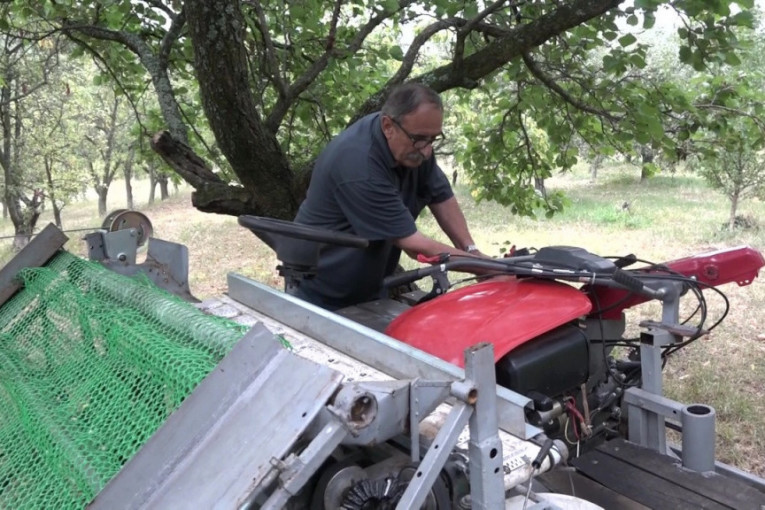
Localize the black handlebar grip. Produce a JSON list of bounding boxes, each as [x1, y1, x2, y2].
[[612, 268, 645, 293], [383, 268, 428, 289], [613, 253, 637, 269]]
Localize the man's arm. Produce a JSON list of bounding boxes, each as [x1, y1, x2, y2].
[[393, 230, 470, 259], [394, 195, 488, 260], [428, 196, 479, 253]]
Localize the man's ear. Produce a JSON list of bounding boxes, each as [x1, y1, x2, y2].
[[381, 115, 395, 140]]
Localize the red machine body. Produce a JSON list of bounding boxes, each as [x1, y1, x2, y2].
[[385, 246, 764, 367], [588, 245, 765, 319], [385, 277, 592, 367]]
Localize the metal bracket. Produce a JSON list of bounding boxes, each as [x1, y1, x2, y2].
[[86, 230, 197, 302], [624, 387, 716, 472], [397, 342, 506, 510]]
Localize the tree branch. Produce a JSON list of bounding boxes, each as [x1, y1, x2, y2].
[[144, 0, 177, 20], [150, 131, 224, 188], [386, 19, 459, 89], [158, 9, 185, 67], [265, 0, 418, 130], [695, 103, 765, 131], [246, 0, 289, 101], [454, 0, 510, 71], [522, 52, 621, 122]]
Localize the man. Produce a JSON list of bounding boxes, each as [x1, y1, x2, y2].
[[293, 83, 483, 310]]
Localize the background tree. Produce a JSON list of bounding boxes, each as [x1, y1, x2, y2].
[[0, 26, 64, 248], [78, 88, 133, 217], [10, 0, 759, 222], [22, 51, 92, 229], [674, 14, 765, 230]]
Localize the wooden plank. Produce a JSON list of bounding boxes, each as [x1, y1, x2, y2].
[[537, 469, 650, 510], [572, 450, 730, 510], [598, 439, 765, 510], [0, 223, 68, 307]]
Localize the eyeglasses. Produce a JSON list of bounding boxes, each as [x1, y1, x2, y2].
[[389, 116, 445, 149]]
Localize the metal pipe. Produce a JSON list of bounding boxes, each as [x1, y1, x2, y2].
[[681, 404, 716, 472]]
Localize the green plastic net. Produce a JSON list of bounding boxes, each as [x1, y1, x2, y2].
[[0, 251, 247, 509]]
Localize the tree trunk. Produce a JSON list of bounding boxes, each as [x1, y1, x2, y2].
[[534, 177, 547, 198], [590, 154, 604, 182], [124, 146, 136, 209], [159, 175, 169, 200], [183, 0, 299, 219], [729, 193, 739, 231], [1, 80, 41, 250], [97, 186, 108, 217], [147, 165, 157, 204], [44, 157, 63, 229], [51, 198, 62, 229], [125, 177, 134, 209], [89, 96, 121, 218], [640, 146, 654, 182]]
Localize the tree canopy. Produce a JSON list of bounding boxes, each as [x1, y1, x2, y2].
[[3, 0, 761, 220]]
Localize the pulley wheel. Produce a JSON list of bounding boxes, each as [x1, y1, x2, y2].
[[107, 210, 153, 247], [322, 465, 368, 509], [101, 209, 128, 229]]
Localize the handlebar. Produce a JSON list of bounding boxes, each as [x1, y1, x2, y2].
[[384, 257, 516, 289], [383, 252, 667, 299]]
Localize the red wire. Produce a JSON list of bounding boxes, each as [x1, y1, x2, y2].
[[565, 401, 580, 440], [565, 400, 588, 441]]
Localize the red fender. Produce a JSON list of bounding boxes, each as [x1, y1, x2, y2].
[[385, 276, 592, 367]]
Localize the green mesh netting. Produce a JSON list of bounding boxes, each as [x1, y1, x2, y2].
[[0, 251, 247, 509]]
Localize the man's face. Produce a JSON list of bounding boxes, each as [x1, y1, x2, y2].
[[382, 103, 444, 168]]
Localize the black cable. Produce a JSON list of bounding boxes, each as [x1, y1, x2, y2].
[[590, 291, 640, 389], [0, 226, 105, 241]]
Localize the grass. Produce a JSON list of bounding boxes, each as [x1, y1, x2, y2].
[[2, 163, 764, 477]]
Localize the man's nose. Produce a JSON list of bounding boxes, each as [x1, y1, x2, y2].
[[419, 144, 434, 157]]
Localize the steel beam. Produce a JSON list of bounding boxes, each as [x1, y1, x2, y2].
[[0, 223, 68, 307], [227, 273, 540, 439]]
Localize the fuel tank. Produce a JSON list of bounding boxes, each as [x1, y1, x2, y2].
[[385, 276, 593, 367]]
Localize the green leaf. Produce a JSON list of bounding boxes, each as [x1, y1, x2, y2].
[[618, 34, 637, 47], [678, 46, 692, 63], [634, 0, 662, 8], [389, 45, 404, 61], [724, 52, 741, 66], [643, 13, 656, 29], [641, 162, 659, 178], [626, 14, 639, 26], [629, 54, 647, 68]]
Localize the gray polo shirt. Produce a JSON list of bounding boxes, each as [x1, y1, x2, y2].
[[293, 112, 453, 310]]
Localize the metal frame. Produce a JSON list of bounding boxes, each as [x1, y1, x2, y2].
[[86, 230, 196, 301], [0, 223, 68, 307], [90, 320, 518, 508], [228, 272, 541, 440], [627, 280, 685, 455], [90, 324, 345, 509]]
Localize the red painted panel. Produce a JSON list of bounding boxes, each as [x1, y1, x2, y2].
[[589, 245, 765, 319], [385, 276, 592, 367]]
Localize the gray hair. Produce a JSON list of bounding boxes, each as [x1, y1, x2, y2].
[[381, 83, 443, 120]]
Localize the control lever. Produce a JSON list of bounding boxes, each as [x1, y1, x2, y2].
[[613, 269, 665, 299]]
